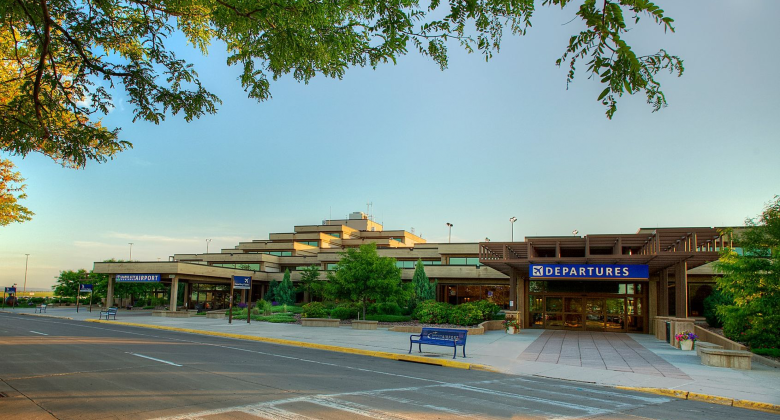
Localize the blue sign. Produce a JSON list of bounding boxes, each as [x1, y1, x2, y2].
[[116, 274, 161, 283], [233, 276, 251, 290], [80, 284, 93, 292], [530, 264, 649, 279], [4, 287, 16, 293]]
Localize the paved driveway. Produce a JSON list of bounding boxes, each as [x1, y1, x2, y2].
[[519, 330, 692, 380]]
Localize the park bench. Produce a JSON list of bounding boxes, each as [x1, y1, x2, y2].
[[34, 304, 47, 313], [409, 327, 468, 359], [100, 307, 117, 320]]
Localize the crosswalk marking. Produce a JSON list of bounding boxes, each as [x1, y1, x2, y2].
[[152, 377, 670, 420]]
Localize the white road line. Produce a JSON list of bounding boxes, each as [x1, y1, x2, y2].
[[127, 352, 182, 367], [29, 331, 48, 335]]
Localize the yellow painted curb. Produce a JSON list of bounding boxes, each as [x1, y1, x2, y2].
[[615, 386, 688, 399], [733, 399, 780, 414], [688, 392, 733, 406], [615, 386, 780, 414], [85, 319, 475, 370]]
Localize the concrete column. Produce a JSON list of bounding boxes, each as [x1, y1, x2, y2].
[[183, 282, 191, 309], [169, 277, 179, 312], [509, 268, 518, 311], [659, 269, 669, 316], [674, 262, 688, 318], [106, 274, 115, 309]]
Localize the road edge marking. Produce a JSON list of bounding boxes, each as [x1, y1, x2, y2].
[[85, 319, 476, 370], [615, 386, 780, 414]]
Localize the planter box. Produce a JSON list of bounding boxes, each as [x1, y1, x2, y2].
[[700, 348, 753, 370], [206, 312, 225, 319], [351, 320, 378, 330], [301, 318, 340, 327], [152, 310, 191, 318], [696, 342, 724, 357]]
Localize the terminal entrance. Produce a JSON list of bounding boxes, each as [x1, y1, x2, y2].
[[528, 280, 646, 333]]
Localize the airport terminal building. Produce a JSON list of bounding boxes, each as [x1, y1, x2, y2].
[[93, 212, 726, 334]]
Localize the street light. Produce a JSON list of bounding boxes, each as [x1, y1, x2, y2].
[[572, 230, 579, 236], [446, 223, 453, 243], [206, 238, 212, 253], [128, 243, 134, 261], [23, 254, 30, 293], [509, 217, 517, 242]]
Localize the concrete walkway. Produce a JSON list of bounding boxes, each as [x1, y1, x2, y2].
[[4, 307, 780, 410]]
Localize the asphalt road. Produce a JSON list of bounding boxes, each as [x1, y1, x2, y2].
[[0, 313, 776, 420]]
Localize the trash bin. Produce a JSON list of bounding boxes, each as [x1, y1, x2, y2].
[[665, 321, 671, 343]]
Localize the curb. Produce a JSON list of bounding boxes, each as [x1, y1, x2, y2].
[[615, 386, 780, 415], [85, 319, 479, 370], [0, 310, 73, 320]]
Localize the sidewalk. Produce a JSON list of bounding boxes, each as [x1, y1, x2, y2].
[[5, 307, 780, 410]]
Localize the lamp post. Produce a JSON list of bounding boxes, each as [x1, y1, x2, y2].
[[128, 243, 133, 260], [446, 223, 453, 243], [23, 254, 30, 293], [206, 239, 212, 253], [509, 217, 517, 242]]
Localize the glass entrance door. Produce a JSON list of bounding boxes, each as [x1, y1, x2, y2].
[[529, 280, 644, 332]]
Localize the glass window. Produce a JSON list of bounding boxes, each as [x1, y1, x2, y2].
[[546, 297, 563, 312], [395, 261, 415, 269], [326, 263, 338, 270], [449, 257, 467, 265], [328, 233, 341, 238], [466, 257, 481, 266], [422, 260, 442, 265], [297, 241, 318, 247], [564, 297, 582, 313], [564, 314, 582, 328], [546, 314, 564, 328], [529, 281, 545, 293], [529, 295, 543, 312]]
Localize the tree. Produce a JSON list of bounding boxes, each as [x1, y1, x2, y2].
[[0, 159, 33, 226], [298, 265, 324, 302], [52, 269, 89, 298], [276, 268, 296, 305], [2, 0, 683, 216], [326, 243, 403, 319], [410, 259, 436, 310], [714, 196, 780, 349], [266, 279, 279, 303]]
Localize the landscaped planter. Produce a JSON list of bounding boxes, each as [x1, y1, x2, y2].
[[206, 312, 225, 319], [152, 310, 191, 318], [301, 318, 340, 327], [351, 320, 378, 330]]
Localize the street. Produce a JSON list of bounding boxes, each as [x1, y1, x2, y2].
[[0, 313, 776, 420]]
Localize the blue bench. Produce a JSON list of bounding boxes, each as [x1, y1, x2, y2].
[[409, 327, 468, 359], [100, 307, 117, 320]]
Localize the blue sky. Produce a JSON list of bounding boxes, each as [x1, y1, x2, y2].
[[2, 0, 778, 289]]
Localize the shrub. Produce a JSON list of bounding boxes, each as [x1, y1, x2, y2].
[[331, 303, 360, 320], [413, 301, 451, 324], [251, 307, 260, 315], [448, 303, 484, 326], [752, 348, 780, 358], [367, 302, 402, 316], [302, 302, 328, 318], [470, 300, 501, 321], [703, 289, 732, 328], [365, 315, 412, 322]]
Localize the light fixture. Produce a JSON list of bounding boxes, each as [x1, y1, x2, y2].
[[510, 217, 517, 242]]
